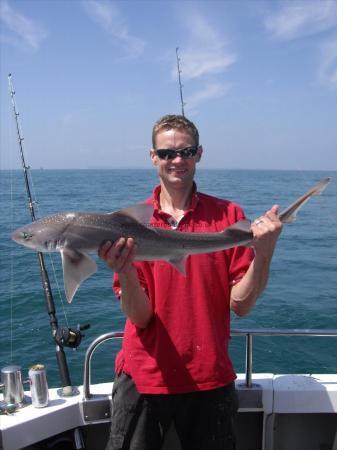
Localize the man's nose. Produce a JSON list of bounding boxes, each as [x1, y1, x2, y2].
[[171, 152, 184, 161]]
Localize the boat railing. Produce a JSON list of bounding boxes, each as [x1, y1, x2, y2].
[[83, 331, 124, 401], [230, 328, 337, 388], [83, 328, 337, 400]]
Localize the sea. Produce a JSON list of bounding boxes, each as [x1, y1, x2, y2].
[[1, 169, 337, 389]]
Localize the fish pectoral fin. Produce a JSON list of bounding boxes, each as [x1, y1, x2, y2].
[[167, 256, 187, 275], [61, 249, 97, 303]]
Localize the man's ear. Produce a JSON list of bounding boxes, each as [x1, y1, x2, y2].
[[150, 149, 157, 166], [196, 146, 203, 163]]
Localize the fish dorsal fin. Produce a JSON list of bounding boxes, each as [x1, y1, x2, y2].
[[110, 203, 153, 226], [222, 219, 253, 246], [225, 219, 252, 233], [61, 248, 97, 303]]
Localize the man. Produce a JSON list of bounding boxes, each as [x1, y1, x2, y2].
[[99, 115, 282, 450]]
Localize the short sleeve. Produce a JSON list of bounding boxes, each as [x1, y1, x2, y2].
[[226, 203, 254, 286]]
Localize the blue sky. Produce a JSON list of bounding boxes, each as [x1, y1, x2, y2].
[[1, 0, 337, 170]]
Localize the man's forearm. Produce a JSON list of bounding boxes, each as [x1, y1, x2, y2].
[[119, 266, 153, 328], [230, 204, 283, 316], [230, 254, 271, 316]]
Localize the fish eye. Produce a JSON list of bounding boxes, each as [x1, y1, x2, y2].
[[22, 231, 32, 240]]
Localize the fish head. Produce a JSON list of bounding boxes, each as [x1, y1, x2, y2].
[[11, 223, 37, 249], [11, 213, 75, 252]]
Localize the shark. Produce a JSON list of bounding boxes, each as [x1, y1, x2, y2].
[[11, 177, 331, 303]]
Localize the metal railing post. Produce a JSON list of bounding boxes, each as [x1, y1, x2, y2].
[[245, 333, 253, 388], [83, 331, 124, 400]]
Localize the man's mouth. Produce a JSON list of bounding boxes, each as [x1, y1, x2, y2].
[[167, 168, 188, 175]]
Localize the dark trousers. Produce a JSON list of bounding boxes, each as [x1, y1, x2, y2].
[[106, 372, 238, 450]]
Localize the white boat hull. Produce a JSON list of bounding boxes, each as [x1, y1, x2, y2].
[[2, 373, 337, 450]]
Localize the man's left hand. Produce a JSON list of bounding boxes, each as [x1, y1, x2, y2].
[[251, 205, 283, 259]]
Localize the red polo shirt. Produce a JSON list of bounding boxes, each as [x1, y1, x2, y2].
[[113, 185, 254, 394]]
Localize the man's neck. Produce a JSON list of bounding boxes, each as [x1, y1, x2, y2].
[[159, 181, 194, 219]]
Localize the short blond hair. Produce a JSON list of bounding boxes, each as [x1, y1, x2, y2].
[[152, 114, 199, 148]]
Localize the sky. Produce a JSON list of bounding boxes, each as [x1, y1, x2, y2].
[[1, 0, 337, 170]]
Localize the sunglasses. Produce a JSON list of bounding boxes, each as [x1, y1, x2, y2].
[[155, 146, 199, 161]]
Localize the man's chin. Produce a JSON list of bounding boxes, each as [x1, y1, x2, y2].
[[162, 175, 194, 190], [167, 172, 190, 183]]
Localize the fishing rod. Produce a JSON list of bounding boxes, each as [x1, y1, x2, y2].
[[176, 47, 186, 116], [8, 74, 89, 398]]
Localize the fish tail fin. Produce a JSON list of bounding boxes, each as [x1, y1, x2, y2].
[[279, 177, 331, 223]]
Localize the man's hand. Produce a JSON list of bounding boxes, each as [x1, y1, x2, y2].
[[99, 237, 152, 328], [250, 205, 283, 260], [98, 237, 136, 274]]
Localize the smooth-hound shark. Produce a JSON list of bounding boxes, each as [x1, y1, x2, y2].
[[12, 178, 331, 303]]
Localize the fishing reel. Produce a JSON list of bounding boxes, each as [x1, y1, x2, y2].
[[55, 324, 90, 349]]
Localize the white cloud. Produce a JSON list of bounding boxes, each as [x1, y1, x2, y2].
[[319, 36, 337, 87], [0, 0, 47, 49], [186, 82, 231, 112], [265, 0, 337, 41], [181, 49, 236, 81], [173, 13, 236, 81], [82, 0, 145, 58]]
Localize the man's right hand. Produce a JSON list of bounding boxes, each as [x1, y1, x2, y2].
[[98, 237, 136, 274], [99, 238, 152, 328]]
